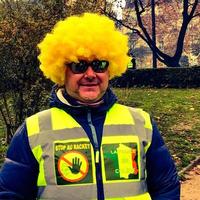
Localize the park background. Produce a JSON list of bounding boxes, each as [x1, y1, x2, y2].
[[0, 0, 200, 178]]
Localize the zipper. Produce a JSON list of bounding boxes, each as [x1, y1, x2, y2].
[[87, 109, 104, 200], [87, 109, 99, 163]]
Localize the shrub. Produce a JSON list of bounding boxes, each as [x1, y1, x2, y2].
[[110, 66, 200, 88]]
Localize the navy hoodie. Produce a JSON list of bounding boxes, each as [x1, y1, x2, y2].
[[0, 86, 180, 199]]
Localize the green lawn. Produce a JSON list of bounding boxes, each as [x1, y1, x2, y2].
[[0, 88, 200, 171], [113, 88, 200, 171]]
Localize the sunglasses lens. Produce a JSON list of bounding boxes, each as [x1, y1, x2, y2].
[[69, 61, 87, 73], [92, 60, 108, 73]]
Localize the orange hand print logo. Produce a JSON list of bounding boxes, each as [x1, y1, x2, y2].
[[57, 151, 89, 182]]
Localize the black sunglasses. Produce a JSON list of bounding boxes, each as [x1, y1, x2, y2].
[[66, 60, 109, 74]]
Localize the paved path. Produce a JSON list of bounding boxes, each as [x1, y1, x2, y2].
[[180, 165, 200, 200]]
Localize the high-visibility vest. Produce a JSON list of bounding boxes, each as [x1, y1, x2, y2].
[[26, 103, 153, 200]]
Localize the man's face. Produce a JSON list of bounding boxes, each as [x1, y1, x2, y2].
[[64, 60, 109, 103]]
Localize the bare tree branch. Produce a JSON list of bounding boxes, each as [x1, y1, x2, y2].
[[188, 0, 199, 19], [138, 0, 145, 14], [192, 12, 200, 18]]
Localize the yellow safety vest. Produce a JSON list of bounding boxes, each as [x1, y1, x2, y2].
[[26, 103, 153, 200]]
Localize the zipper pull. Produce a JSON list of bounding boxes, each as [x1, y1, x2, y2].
[[95, 150, 99, 163]]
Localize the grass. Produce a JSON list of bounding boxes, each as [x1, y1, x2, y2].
[[113, 88, 200, 171], [0, 88, 200, 171]]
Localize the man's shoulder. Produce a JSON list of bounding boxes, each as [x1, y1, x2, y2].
[[113, 103, 152, 129], [26, 108, 52, 120], [25, 107, 67, 123]]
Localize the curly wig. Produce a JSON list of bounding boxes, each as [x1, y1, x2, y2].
[[38, 12, 131, 85]]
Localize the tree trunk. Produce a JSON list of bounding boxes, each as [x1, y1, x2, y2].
[[151, 0, 157, 68]]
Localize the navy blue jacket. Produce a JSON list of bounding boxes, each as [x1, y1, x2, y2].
[[0, 86, 180, 199]]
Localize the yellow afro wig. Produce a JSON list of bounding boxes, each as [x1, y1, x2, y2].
[[38, 12, 131, 85]]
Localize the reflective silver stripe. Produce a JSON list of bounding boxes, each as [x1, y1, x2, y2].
[[38, 110, 52, 131], [128, 108, 152, 180], [37, 184, 97, 200], [29, 128, 86, 148], [37, 181, 147, 200], [103, 124, 137, 135], [42, 140, 55, 185], [104, 180, 148, 197], [128, 108, 152, 143], [29, 124, 144, 148]]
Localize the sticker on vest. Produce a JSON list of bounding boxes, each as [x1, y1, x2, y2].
[[102, 142, 139, 181], [54, 141, 93, 185]]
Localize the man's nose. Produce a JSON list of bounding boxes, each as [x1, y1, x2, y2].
[[84, 66, 96, 78]]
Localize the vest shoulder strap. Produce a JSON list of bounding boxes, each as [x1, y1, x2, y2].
[[26, 107, 81, 136], [106, 103, 152, 130], [26, 109, 51, 136], [128, 107, 152, 130]]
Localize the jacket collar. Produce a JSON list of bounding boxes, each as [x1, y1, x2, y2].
[[49, 85, 117, 115]]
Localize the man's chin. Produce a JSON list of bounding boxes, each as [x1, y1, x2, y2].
[[79, 92, 101, 103], [78, 88, 100, 101], [80, 97, 99, 103]]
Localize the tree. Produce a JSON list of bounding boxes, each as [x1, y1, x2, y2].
[[65, 0, 103, 15], [0, 0, 103, 143], [0, 0, 66, 142], [151, 0, 157, 68], [102, 0, 200, 68]]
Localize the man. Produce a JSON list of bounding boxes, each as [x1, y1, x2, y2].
[[0, 13, 180, 200]]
